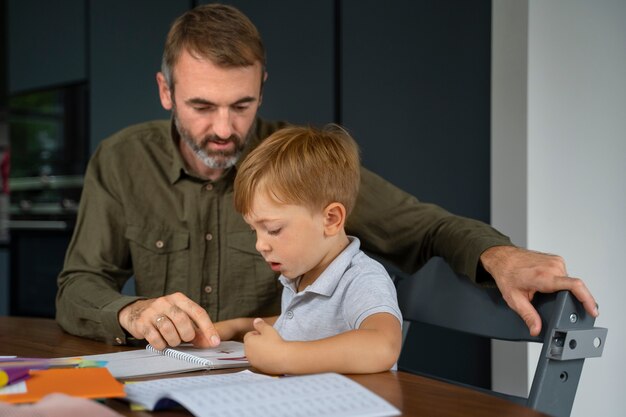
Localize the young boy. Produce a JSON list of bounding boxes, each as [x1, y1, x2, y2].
[[215, 125, 402, 375]]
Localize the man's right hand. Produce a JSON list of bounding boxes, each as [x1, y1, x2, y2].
[[118, 292, 220, 350]]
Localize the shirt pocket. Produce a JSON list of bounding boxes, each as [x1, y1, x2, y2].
[[225, 230, 281, 314], [125, 225, 190, 298]]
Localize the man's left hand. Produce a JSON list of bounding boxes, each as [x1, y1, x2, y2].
[[480, 246, 599, 336]]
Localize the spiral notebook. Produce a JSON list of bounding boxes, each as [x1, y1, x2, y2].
[[80, 341, 248, 379]]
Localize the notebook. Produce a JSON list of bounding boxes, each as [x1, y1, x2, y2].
[[124, 370, 401, 417], [80, 341, 249, 379]]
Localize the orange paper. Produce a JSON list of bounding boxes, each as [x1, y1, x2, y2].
[[0, 367, 125, 404]]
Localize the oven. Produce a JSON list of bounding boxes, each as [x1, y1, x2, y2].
[[7, 82, 88, 317]]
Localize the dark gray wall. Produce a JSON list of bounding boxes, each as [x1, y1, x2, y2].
[[339, 0, 492, 388], [342, 0, 491, 223], [220, 0, 336, 126], [89, 0, 187, 149]]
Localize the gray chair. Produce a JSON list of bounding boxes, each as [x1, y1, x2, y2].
[[395, 257, 607, 417]]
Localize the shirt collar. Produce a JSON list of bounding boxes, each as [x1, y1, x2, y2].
[[278, 236, 361, 297], [167, 118, 188, 184]]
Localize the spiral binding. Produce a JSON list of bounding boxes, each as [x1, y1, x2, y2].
[[146, 345, 213, 367]]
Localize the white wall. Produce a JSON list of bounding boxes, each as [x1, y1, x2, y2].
[[492, 1, 626, 416], [491, 0, 534, 397]]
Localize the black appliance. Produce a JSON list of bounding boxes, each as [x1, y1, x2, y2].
[[7, 82, 88, 317]]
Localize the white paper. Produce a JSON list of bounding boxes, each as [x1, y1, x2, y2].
[[124, 371, 400, 417]]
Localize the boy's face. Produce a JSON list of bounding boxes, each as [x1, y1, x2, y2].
[[244, 191, 336, 284]]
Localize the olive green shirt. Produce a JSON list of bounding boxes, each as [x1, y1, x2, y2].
[[56, 117, 512, 344]]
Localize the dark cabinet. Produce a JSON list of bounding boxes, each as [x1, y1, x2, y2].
[[0, 247, 8, 315], [7, 0, 86, 94], [9, 227, 72, 317]]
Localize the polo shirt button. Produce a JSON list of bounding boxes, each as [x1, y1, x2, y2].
[[155, 240, 164, 249], [205, 183, 213, 191], [205, 233, 213, 241], [115, 337, 123, 345], [286, 310, 294, 319], [204, 285, 213, 294]]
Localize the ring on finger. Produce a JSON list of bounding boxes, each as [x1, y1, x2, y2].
[[155, 315, 167, 327]]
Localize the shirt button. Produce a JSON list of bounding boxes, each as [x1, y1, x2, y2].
[[286, 310, 294, 319], [205, 233, 213, 241], [205, 183, 213, 191], [155, 240, 164, 249], [204, 285, 213, 294], [115, 337, 123, 345]]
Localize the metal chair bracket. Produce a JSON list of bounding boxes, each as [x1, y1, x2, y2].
[[547, 327, 608, 360]]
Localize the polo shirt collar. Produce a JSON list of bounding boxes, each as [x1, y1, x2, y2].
[[279, 237, 361, 297]]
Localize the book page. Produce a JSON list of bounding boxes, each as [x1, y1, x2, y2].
[[125, 370, 270, 410], [125, 372, 400, 417]]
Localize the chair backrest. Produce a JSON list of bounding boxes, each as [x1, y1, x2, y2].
[[395, 257, 607, 417]]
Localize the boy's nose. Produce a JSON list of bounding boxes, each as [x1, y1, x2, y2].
[[255, 237, 270, 253]]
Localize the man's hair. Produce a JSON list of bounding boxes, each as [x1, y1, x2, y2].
[[161, 3, 265, 88], [234, 125, 361, 217]]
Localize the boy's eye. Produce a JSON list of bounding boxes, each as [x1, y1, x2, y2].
[[267, 228, 281, 236]]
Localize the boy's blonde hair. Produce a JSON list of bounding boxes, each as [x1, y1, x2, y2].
[[234, 125, 361, 216]]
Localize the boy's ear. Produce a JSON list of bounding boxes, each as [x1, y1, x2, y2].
[[323, 202, 346, 236]]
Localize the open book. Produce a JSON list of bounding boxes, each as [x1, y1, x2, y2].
[[125, 370, 400, 417], [80, 341, 248, 379]]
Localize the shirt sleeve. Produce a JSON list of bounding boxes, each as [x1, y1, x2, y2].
[[56, 142, 141, 344], [346, 167, 513, 281], [341, 265, 403, 329]]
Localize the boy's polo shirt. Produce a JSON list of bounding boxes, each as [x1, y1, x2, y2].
[[274, 237, 402, 342]]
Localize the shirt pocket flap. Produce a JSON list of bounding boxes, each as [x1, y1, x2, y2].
[[227, 230, 260, 256], [125, 225, 189, 254]]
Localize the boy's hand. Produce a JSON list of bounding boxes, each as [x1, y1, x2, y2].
[[243, 318, 288, 374]]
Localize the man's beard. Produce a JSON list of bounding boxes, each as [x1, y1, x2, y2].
[[174, 111, 249, 170]]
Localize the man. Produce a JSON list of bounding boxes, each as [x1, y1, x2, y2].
[[56, 4, 597, 349]]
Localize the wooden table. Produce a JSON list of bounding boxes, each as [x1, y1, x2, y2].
[[0, 317, 548, 416]]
